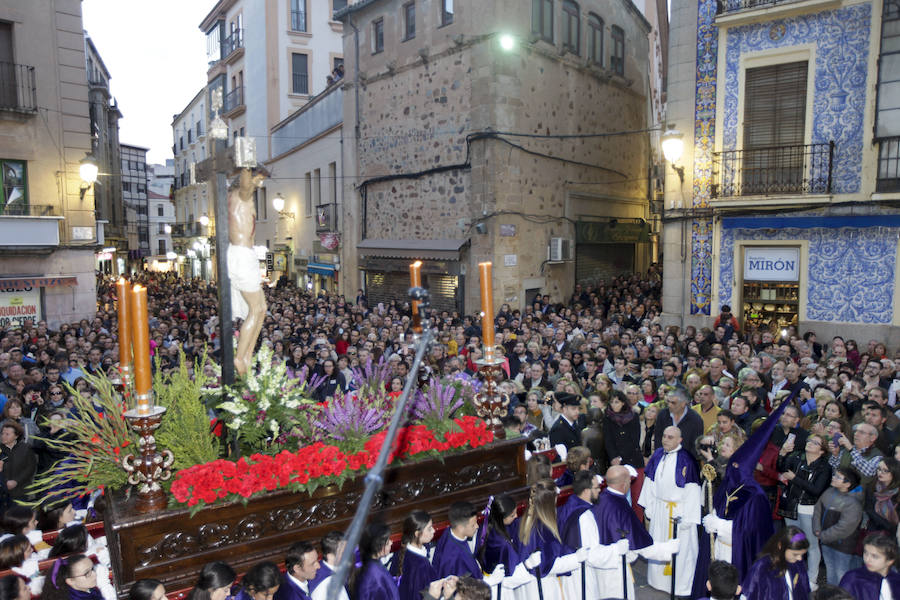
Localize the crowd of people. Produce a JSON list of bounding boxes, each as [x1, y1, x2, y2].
[[1, 265, 900, 598]]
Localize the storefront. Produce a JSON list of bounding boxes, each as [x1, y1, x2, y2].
[[0, 276, 78, 328], [739, 246, 800, 333], [356, 239, 468, 313], [574, 220, 650, 284]]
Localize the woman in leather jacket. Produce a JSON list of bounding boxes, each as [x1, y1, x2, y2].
[[777, 432, 832, 589]]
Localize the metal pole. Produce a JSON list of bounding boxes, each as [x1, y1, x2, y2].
[[670, 516, 681, 600], [325, 288, 434, 600], [211, 138, 234, 391]]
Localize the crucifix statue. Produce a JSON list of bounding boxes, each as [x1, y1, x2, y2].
[[227, 166, 269, 375]]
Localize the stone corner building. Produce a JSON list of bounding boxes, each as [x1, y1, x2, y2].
[[337, 0, 655, 314]]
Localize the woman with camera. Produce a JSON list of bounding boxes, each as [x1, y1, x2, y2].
[[776, 433, 832, 590]]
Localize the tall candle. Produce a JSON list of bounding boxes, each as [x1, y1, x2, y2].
[[478, 262, 494, 357], [409, 261, 422, 332], [116, 278, 132, 368], [129, 285, 152, 414]]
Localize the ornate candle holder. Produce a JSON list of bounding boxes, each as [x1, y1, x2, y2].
[[473, 351, 509, 440], [110, 363, 133, 393], [121, 401, 174, 513]]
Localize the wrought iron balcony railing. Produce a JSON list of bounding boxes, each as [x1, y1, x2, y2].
[[717, 0, 804, 14], [877, 136, 900, 193], [711, 141, 834, 198], [0, 62, 37, 113], [222, 28, 243, 59], [223, 86, 244, 113]]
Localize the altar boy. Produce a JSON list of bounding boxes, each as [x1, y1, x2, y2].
[[310, 531, 348, 600], [273, 540, 319, 600], [433, 501, 483, 580]]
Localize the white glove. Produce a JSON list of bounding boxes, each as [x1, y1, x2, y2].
[[27, 575, 44, 597], [702, 514, 721, 534], [524, 551, 542, 569], [549, 552, 582, 575], [637, 538, 679, 560], [25, 529, 43, 545], [483, 564, 505, 586], [625, 550, 639, 563], [614, 538, 630, 556], [501, 564, 535, 589], [575, 546, 588, 562], [624, 464, 638, 478], [555, 444, 568, 461]]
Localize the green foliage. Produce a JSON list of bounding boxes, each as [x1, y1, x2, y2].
[[154, 349, 221, 472], [27, 371, 138, 505]]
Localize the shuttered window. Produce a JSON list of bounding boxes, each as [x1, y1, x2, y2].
[[743, 61, 808, 148], [741, 61, 808, 194]]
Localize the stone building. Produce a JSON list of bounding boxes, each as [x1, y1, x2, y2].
[[0, 0, 99, 328], [661, 0, 900, 342], [337, 0, 653, 314], [84, 35, 124, 276]]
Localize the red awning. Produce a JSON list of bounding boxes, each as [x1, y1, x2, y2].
[[0, 277, 78, 291]]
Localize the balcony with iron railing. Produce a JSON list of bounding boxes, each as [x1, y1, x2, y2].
[[878, 137, 900, 193], [291, 10, 307, 32], [711, 142, 834, 199], [0, 62, 37, 114], [223, 86, 244, 116], [222, 28, 244, 62]]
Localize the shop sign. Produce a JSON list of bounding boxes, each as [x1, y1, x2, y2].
[[0, 286, 41, 328], [576, 221, 650, 244], [743, 247, 800, 281]]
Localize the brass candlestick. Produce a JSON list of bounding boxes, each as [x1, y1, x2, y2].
[[121, 402, 174, 513], [473, 351, 509, 440]]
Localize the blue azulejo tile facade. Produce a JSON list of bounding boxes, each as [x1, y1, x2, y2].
[[721, 4, 871, 195], [719, 218, 899, 325], [689, 0, 875, 318]]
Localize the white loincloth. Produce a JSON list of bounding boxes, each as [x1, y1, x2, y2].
[[227, 244, 260, 320]]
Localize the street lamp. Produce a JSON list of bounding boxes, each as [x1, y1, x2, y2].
[[272, 193, 285, 212], [164, 224, 172, 234], [661, 125, 685, 183], [499, 34, 516, 51], [79, 153, 98, 199]]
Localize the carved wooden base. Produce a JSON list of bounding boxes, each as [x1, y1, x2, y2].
[[121, 406, 174, 514], [473, 356, 510, 440], [105, 437, 527, 598]]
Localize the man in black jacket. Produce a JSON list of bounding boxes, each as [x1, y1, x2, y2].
[[549, 393, 585, 451], [653, 389, 704, 461]]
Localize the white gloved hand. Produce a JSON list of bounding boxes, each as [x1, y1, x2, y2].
[[502, 564, 535, 588], [660, 538, 680, 555], [614, 538, 630, 555], [483, 565, 505, 586], [524, 550, 542, 569], [625, 550, 639, 563], [702, 514, 720, 534], [575, 546, 588, 562], [25, 529, 43, 546]]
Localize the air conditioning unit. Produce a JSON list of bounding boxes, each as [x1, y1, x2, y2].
[[548, 237, 572, 262]]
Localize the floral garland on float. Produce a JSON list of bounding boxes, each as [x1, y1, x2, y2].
[[28, 342, 498, 516]]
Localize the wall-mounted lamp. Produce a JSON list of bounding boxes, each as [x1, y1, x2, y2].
[[661, 124, 685, 184], [164, 224, 172, 234], [272, 193, 294, 218], [199, 214, 210, 227], [79, 153, 98, 200]]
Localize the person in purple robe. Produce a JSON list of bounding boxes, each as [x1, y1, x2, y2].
[[740, 526, 810, 600], [309, 531, 348, 600], [840, 533, 900, 600], [694, 559, 740, 600], [352, 522, 399, 600], [433, 501, 483, 580], [479, 495, 522, 575], [231, 562, 281, 600], [274, 541, 319, 600], [390, 510, 438, 600], [703, 394, 794, 580], [41, 553, 116, 600], [519, 479, 585, 600], [184, 562, 236, 600], [554, 446, 592, 489], [556, 471, 601, 534]]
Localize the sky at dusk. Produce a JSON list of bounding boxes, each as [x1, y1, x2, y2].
[[82, 1, 211, 165]]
